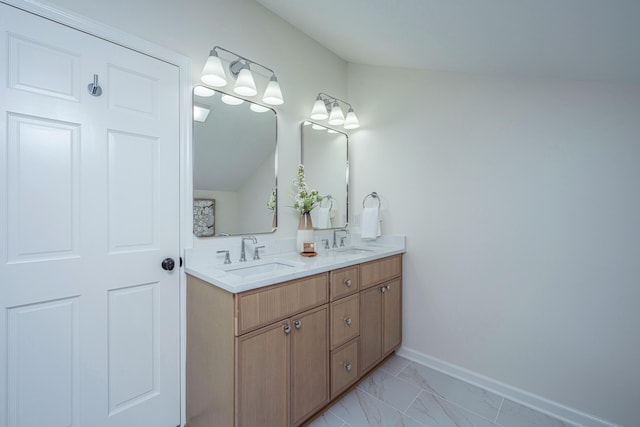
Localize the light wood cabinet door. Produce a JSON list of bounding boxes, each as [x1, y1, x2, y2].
[[383, 279, 402, 354], [359, 285, 383, 374], [359, 278, 402, 375], [236, 320, 290, 427], [290, 305, 330, 426]]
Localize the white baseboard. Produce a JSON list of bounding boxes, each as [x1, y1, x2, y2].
[[396, 346, 619, 427]]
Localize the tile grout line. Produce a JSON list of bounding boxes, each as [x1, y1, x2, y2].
[[494, 396, 505, 424]]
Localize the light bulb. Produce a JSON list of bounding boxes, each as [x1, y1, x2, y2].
[[201, 49, 227, 87], [263, 75, 284, 105], [250, 103, 270, 113], [234, 63, 257, 96], [194, 85, 216, 97], [344, 107, 360, 129], [328, 100, 345, 125], [310, 95, 328, 120], [221, 94, 244, 105]]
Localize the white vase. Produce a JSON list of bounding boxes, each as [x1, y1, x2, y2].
[[296, 212, 314, 253]]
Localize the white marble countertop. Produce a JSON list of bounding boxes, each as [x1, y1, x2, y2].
[[184, 235, 406, 293]]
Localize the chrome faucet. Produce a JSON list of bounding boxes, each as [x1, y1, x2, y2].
[[240, 236, 257, 262], [333, 228, 349, 248]]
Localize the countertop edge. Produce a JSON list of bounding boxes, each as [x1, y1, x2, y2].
[[185, 247, 406, 294]]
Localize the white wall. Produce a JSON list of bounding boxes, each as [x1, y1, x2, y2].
[[41, 0, 349, 245], [348, 63, 640, 426]]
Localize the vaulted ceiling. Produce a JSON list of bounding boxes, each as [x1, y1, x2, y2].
[[256, 0, 640, 83]]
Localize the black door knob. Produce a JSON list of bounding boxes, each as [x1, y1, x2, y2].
[[161, 258, 175, 271]]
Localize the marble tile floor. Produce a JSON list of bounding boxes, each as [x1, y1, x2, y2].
[[309, 355, 577, 427]]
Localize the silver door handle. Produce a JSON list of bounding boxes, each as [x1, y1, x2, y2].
[[344, 317, 352, 326], [344, 363, 352, 372], [294, 320, 302, 329], [283, 325, 291, 334]]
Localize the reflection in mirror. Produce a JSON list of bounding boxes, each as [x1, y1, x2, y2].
[[301, 121, 349, 229], [193, 88, 277, 236]]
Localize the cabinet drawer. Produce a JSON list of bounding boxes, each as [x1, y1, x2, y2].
[[330, 294, 359, 349], [360, 255, 402, 289], [329, 266, 359, 300], [236, 273, 329, 335], [331, 339, 359, 399]]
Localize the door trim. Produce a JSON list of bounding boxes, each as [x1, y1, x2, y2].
[[0, 1, 193, 425]]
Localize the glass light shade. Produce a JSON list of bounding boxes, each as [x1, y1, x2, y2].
[[201, 50, 227, 87], [328, 101, 345, 125], [221, 94, 244, 105], [263, 76, 284, 105], [234, 64, 258, 96], [250, 103, 270, 113], [193, 103, 211, 122], [310, 96, 329, 120], [193, 85, 216, 97], [343, 108, 360, 129]]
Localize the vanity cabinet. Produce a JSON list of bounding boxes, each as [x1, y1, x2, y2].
[[186, 254, 402, 427]]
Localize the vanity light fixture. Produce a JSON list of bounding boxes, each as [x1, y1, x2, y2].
[[309, 93, 360, 130], [201, 46, 284, 106]]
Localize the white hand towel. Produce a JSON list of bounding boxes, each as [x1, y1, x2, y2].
[[361, 207, 382, 239], [317, 207, 331, 229]]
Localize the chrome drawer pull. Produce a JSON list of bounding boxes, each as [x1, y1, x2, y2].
[[283, 325, 291, 334], [344, 279, 352, 287], [344, 317, 352, 326], [344, 363, 352, 372], [294, 320, 302, 329]]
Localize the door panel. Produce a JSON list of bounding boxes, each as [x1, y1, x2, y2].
[[7, 113, 80, 262], [7, 297, 80, 427], [0, 5, 180, 427], [107, 131, 159, 251]]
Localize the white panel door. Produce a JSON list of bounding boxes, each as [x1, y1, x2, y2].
[[0, 5, 180, 427]]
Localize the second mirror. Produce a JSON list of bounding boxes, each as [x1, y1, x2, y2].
[[300, 121, 349, 229]]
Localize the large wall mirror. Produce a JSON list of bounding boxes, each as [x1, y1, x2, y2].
[[193, 88, 277, 237], [301, 121, 349, 229]]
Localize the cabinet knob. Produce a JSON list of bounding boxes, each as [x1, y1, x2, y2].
[[344, 317, 352, 326], [344, 363, 352, 372], [344, 279, 352, 287], [283, 325, 291, 334], [294, 320, 302, 329], [380, 286, 386, 293]]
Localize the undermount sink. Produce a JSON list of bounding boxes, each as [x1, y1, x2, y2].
[[223, 260, 299, 278], [334, 247, 375, 255]]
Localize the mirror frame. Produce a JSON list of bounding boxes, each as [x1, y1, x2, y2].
[[300, 121, 349, 230], [192, 88, 279, 237]]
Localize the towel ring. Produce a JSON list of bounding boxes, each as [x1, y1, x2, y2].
[[362, 192, 381, 208], [321, 195, 333, 210]]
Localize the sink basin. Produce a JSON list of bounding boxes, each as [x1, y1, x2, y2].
[[334, 247, 375, 255], [223, 261, 298, 278]]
